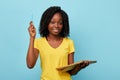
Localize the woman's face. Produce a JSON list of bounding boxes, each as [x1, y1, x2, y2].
[[48, 13, 63, 36]]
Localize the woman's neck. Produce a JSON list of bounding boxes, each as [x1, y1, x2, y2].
[[46, 35, 62, 41]]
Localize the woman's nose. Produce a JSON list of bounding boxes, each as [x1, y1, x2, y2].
[[54, 23, 59, 27]]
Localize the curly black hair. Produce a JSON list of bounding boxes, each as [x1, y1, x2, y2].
[[39, 6, 70, 37]]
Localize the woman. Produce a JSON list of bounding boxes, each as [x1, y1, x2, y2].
[[26, 6, 89, 80]]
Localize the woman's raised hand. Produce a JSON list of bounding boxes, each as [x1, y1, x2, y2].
[[28, 21, 36, 38]]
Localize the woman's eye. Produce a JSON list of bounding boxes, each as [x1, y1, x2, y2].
[[59, 21, 63, 25], [50, 21, 63, 25]]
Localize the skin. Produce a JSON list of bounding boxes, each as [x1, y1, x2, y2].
[[26, 21, 39, 68], [26, 12, 89, 75]]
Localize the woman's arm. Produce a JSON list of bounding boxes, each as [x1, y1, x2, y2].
[[68, 52, 76, 75], [26, 21, 39, 69], [68, 60, 89, 75], [68, 52, 74, 65], [68, 52, 89, 75], [26, 38, 39, 69]]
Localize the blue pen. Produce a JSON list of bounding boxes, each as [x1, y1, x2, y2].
[[31, 13, 33, 22]]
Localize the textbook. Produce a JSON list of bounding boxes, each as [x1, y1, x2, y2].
[[56, 60, 97, 72]]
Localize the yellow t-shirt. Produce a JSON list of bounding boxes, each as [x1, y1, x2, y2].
[[34, 37, 75, 80]]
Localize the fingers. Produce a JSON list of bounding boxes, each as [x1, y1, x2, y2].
[[79, 60, 89, 68], [30, 21, 33, 24], [74, 60, 90, 71], [28, 24, 35, 33], [29, 21, 35, 29], [28, 21, 36, 37], [30, 21, 34, 26], [84, 60, 89, 66]]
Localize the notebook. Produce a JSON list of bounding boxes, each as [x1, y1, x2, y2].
[[56, 60, 97, 72]]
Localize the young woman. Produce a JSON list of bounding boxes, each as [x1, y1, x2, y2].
[[26, 6, 89, 80]]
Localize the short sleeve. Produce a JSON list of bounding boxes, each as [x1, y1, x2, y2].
[[69, 40, 75, 54], [34, 38, 39, 50]]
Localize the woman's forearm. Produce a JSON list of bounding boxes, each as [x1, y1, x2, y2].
[[26, 38, 36, 68]]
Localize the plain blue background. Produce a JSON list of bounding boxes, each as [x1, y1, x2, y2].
[[0, 0, 120, 80]]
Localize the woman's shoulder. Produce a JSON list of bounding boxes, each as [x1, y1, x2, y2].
[[35, 37, 45, 41]]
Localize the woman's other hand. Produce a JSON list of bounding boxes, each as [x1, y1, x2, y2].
[[79, 60, 89, 68], [69, 60, 90, 75]]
